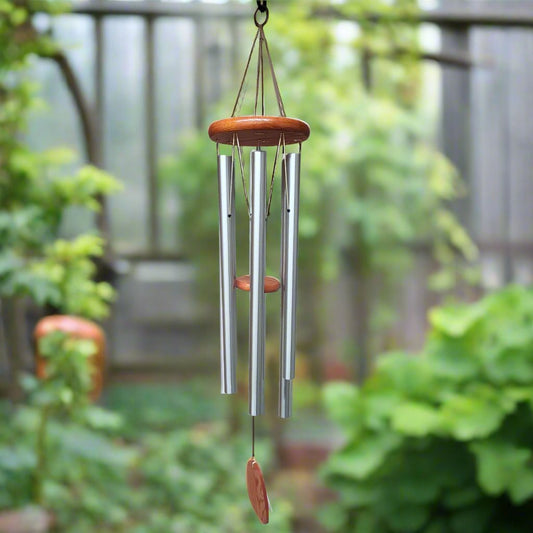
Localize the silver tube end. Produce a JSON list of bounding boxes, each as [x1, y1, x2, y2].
[[279, 379, 293, 419]]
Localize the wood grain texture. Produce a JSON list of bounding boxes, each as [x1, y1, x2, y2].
[[34, 315, 106, 401], [235, 275, 280, 293], [208, 115, 310, 146], [246, 457, 269, 524]]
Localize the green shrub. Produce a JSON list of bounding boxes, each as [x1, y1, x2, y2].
[[321, 285, 533, 532], [0, 0, 121, 318], [0, 382, 293, 532], [103, 381, 226, 439]]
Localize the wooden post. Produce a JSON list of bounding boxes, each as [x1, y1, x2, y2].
[[440, 25, 472, 226], [145, 15, 160, 252]]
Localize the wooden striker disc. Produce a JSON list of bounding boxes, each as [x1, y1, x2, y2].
[[208, 115, 310, 147], [235, 275, 280, 293]]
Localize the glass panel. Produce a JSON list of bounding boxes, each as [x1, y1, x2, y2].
[[156, 18, 195, 253], [103, 17, 148, 253]]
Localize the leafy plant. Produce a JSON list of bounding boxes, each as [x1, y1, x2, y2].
[[0, 0, 121, 398], [30, 235, 116, 320], [0, 387, 293, 531], [321, 285, 533, 533], [0, 1, 120, 311], [20, 330, 98, 504], [0, 143, 120, 314], [104, 381, 226, 439], [136, 424, 292, 533]]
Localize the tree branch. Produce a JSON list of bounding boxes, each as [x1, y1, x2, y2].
[[46, 51, 112, 260], [47, 51, 97, 164]]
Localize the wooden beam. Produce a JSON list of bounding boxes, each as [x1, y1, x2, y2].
[[314, 3, 533, 28], [72, 1, 250, 18], [144, 16, 159, 251], [72, 0, 533, 26]]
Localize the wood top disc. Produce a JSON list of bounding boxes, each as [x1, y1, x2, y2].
[[208, 115, 310, 147], [235, 275, 280, 293]]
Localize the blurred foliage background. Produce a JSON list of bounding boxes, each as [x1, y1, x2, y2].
[[322, 285, 533, 533], [0, 0, 532, 532]]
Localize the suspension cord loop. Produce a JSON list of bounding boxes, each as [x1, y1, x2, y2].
[[254, 29, 266, 116], [254, 3, 269, 28], [233, 3, 283, 118], [231, 29, 259, 117], [261, 27, 285, 117]]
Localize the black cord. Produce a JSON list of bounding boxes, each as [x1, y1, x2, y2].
[[257, 0, 267, 13], [252, 416, 255, 457]]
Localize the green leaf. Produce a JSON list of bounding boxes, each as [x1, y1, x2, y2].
[[364, 389, 403, 431], [422, 520, 450, 533], [0, 446, 36, 471], [323, 381, 362, 433], [483, 344, 533, 385], [325, 431, 402, 480], [471, 440, 533, 503], [449, 500, 494, 533], [374, 351, 436, 398], [376, 498, 430, 532], [317, 502, 348, 532], [442, 486, 482, 510], [440, 385, 516, 440], [83, 406, 123, 431], [429, 301, 486, 337], [428, 337, 481, 382], [354, 511, 382, 533], [391, 401, 441, 437]]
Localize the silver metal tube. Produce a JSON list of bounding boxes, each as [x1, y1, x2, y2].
[[217, 155, 237, 394], [249, 149, 267, 416], [279, 378, 292, 419], [280, 153, 301, 380]]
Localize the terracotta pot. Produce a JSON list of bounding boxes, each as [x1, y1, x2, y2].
[[0, 507, 53, 533], [323, 359, 352, 381], [34, 315, 106, 401], [278, 442, 331, 470]]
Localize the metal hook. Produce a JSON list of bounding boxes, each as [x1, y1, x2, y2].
[[256, 0, 267, 13], [254, 5, 269, 27]]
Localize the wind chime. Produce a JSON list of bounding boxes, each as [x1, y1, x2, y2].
[[208, 0, 309, 524]]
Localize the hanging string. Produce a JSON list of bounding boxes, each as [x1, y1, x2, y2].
[[282, 136, 288, 208], [260, 34, 265, 116], [252, 416, 255, 457], [232, 1, 288, 218], [233, 2, 284, 119], [235, 134, 251, 216], [254, 30, 266, 117], [229, 137, 237, 216], [260, 26, 286, 117], [267, 134, 283, 216], [231, 30, 260, 118]]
